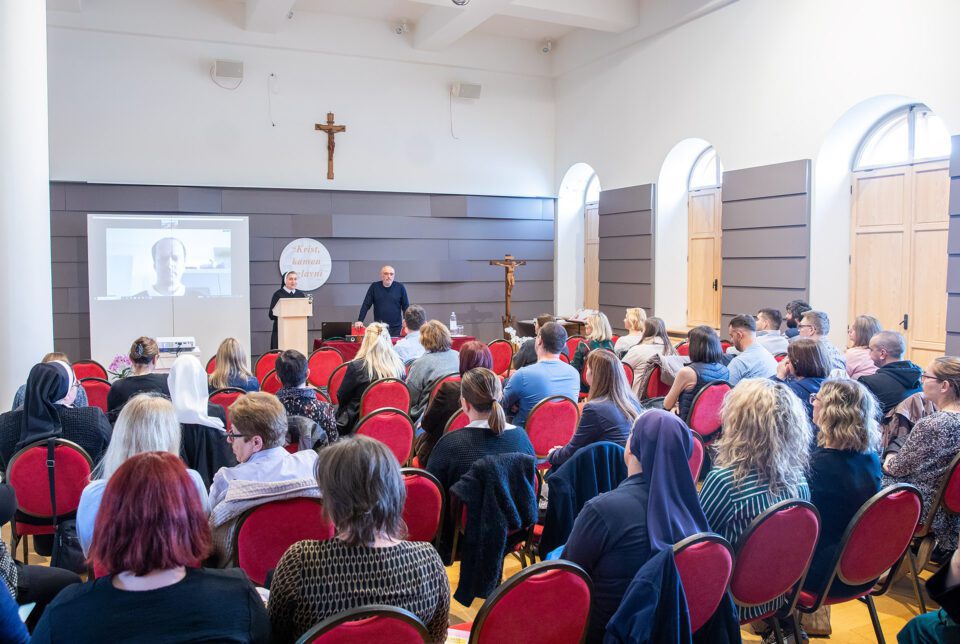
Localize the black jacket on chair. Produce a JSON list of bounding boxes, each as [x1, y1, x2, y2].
[[858, 360, 922, 414]]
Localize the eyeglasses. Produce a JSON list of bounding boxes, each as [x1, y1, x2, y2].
[[808, 393, 819, 404], [920, 373, 941, 382], [797, 324, 814, 330], [225, 432, 250, 441]]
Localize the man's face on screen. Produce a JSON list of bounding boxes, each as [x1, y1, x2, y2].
[[153, 238, 185, 291]]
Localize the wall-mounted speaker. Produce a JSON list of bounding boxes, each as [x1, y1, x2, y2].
[[214, 59, 244, 80], [451, 82, 482, 100]]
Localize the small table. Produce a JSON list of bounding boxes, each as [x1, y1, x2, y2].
[[517, 318, 585, 338], [314, 336, 477, 361]]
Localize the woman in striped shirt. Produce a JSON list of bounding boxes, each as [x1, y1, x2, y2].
[[699, 378, 813, 630]]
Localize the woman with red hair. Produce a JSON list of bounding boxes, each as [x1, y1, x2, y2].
[[31, 452, 269, 643]]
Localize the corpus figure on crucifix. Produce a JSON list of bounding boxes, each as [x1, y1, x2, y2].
[[489, 254, 527, 326], [314, 112, 346, 180]]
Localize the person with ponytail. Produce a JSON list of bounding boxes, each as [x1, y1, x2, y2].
[[107, 337, 170, 421], [426, 368, 535, 494]]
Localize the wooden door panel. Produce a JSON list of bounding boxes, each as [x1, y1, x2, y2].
[[910, 347, 943, 370], [852, 231, 905, 331], [854, 171, 907, 228], [584, 204, 599, 309], [688, 237, 717, 327], [689, 192, 718, 236], [914, 164, 950, 225], [908, 228, 947, 353]]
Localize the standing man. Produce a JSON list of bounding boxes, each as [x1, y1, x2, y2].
[[357, 266, 409, 337]]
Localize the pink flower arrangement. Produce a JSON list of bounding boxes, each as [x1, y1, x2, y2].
[[107, 354, 133, 380]]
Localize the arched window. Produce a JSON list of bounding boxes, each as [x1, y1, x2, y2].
[[688, 146, 722, 190], [854, 104, 951, 170], [584, 173, 601, 205]]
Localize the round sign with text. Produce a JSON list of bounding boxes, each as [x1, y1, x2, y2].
[[279, 238, 332, 291]]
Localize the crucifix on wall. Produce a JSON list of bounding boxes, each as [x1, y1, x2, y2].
[[314, 112, 346, 180], [489, 254, 527, 328]]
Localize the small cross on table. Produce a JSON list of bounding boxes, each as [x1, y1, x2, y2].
[[314, 112, 346, 180]]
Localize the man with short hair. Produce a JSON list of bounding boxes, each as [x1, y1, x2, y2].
[[858, 331, 922, 413], [755, 308, 789, 355], [512, 313, 570, 370], [798, 310, 846, 371], [502, 321, 580, 426], [784, 299, 812, 340], [357, 265, 409, 337], [394, 304, 427, 363], [726, 315, 778, 385], [273, 350, 338, 446]]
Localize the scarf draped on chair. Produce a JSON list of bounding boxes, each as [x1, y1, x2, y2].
[[169, 355, 225, 430]]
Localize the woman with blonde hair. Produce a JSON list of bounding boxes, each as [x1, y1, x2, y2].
[[335, 323, 406, 435], [407, 320, 461, 421], [845, 314, 882, 379], [208, 338, 258, 392], [572, 313, 615, 392], [76, 394, 210, 555], [614, 308, 647, 357]]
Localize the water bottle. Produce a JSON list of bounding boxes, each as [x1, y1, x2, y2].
[[450, 312, 457, 333]]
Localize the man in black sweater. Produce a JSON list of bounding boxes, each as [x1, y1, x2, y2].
[[357, 265, 409, 336], [858, 330, 922, 414]]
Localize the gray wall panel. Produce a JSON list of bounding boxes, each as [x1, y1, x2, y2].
[[449, 239, 554, 261], [598, 236, 653, 260], [949, 333, 960, 357], [65, 184, 181, 212], [722, 160, 811, 202], [951, 179, 960, 217], [598, 184, 655, 326], [466, 196, 545, 220], [599, 260, 652, 284], [598, 211, 653, 238], [332, 192, 430, 217], [600, 283, 653, 308], [948, 136, 960, 351], [722, 227, 808, 258], [345, 259, 553, 283], [221, 189, 332, 215], [598, 185, 653, 215], [722, 286, 807, 318], [50, 184, 65, 211], [178, 187, 222, 213], [331, 214, 553, 240], [722, 258, 808, 289], [721, 195, 808, 230]]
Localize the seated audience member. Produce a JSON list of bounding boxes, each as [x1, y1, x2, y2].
[[274, 349, 338, 445], [563, 410, 709, 642], [207, 337, 258, 393], [572, 312, 615, 377], [11, 352, 88, 410], [547, 349, 643, 468], [784, 299, 812, 340], [898, 544, 960, 642], [700, 378, 812, 627], [663, 325, 729, 419], [502, 322, 580, 426], [32, 452, 269, 643], [0, 361, 111, 469], [726, 314, 778, 385], [845, 315, 882, 379], [78, 394, 208, 556], [512, 314, 570, 370], [0, 569, 28, 643], [394, 304, 427, 363], [614, 307, 647, 357], [428, 368, 535, 494], [883, 357, 960, 555], [622, 317, 676, 372], [773, 338, 831, 421], [406, 321, 461, 421], [798, 310, 846, 371], [286, 415, 329, 452], [269, 436, 450, 644], [335, 322, 406, 436], [106, 337, 170, 420], [417, 341, 492, 467], [755, 308, 789, 355], [858, 330, 922, 414]]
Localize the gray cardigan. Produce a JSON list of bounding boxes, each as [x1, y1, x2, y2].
[[407, 349, 460, 421]]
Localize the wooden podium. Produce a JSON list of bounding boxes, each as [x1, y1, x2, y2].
[[273, 298, 313, 356]]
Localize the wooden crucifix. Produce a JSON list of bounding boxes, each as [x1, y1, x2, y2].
[[314, 112, 346, 180], [489, 254, 527, 326]]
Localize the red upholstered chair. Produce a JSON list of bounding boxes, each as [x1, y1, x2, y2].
[[611, 334, 620, 346], [80, 377, 110, 414], [729, 500, 820, 636], [642, 364, 672, 399], [307, 347, 344, 389], [428, 373, 461, 405], [443, 409, 470, 433], [72, 360, 107, 380], [673, 533, 735, 633], [313, 387, 331, 403], [360, 378, 411, 417], [565, 335, 586, 359], [448, 560, 592, 644], [774, 352, 788, 363], [675, 341, 689, 356], [685, 380, 731, 442], [688, 432, 705, 482], [907, 451, 960, 608], [400, 468, 444, 544], [488, 339, 514, 376], [558, 353, 570, 364], [525, 396, 580, 469], [209, 387, 246, 429], [260, 369, 283, 395], [621, 361, 634, 387], [297, 605, 430, 644], [232, 497, 334, 586], [326, 363, 350, 405], [205, 356, 217, 375], [794, 484, 922, 642], [255, 350, 281, 383], [354, 408, 415, 464], [720, 340, 733, 353], [7, 439, 93, 560]]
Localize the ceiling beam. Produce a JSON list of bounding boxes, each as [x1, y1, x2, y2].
[[413, 0, 516, 50], [245, 0, 297, 33]]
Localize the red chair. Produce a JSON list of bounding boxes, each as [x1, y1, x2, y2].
[[621, 361, 634, 386], [774, 352, 788, 363], [205, 356, 217, 375], [307, 347, 344, 389], [685, 380, 731, 442], [428, 373, 461, 404], [297, 605, 430, 644], [72, 360, 107, 380], [260, 369, 282, 395], [558, 353, 571, 364], [401, 468, 444, 544], [673, 533, 735, 633], [209, 387, 246, 428], [565, 335, 586, 359], [729, 500, 820, 638], [794, 484, 923, 643], [675, 341, 689, 356], [313, 387, 331, 403], [688, 432, 705, 482], [80, 377, 110, 414], [360, 378, 411, 417], [354, 408, 414, 464], [326, 362, 350, 405], [232, 497, 334, 586], [443, 409, 470, 433], [7, 439, 93, 560], [255, 350, 281, 383], [448, 560, 592, 644], [641, 364, 672, 399], [611, 334, 620, 346], [720, 340, 733, 353], [525, 396, 580, 469], [488, 339, 514, 376]]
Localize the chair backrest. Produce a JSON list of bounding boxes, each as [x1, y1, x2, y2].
[[400, 468, 444, 543], [354, 408, 415, 463], [307, 348, 345, 389], [675, 341, 689, 356], [7, 439, 94, 520], [566, 335, 586, 359], [688, 432, 705, 481], [730, 499, 820, 610], [443, 409, 470, 433], [468, 560, 592, 644], [80, 377, 111, 413], [918, 451, 960, 537], [260, 369, 282, 395], [205, 356, 217, 375], [209, 387, 247, 428], [296, 605, 430, 644], [429, 373, 461, 404], [326, 362, 350, 405], [313, 387, 331, 403], [673, 533, 735, 633], [360, 378, 411, 417], [685, 380, 731, 439], [611, 334, 620, 345], [525, 396, 581, 459], [255, 350, 281, 383], [488, 339, 514, 376], [643, 364, 672, 399], [233, 497, 334, 586], [720, 340, 733, 353], [621, 361, 634, 386], [774, 352, 788, 363], [72, 360, 107, 380], [558, 352, 570, 364]]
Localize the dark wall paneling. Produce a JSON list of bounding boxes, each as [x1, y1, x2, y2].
[[597, 184, 655, 334], [50, 183, 555, 361], [946, 136, 960, 356], [719, 160, 811, 331]]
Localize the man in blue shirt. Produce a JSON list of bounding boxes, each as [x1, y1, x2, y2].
[[726, 314, 778, 385], [357, 265, 409, 336], [502, 322, 580, 426]]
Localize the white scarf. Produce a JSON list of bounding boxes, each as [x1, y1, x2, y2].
[[168, 355, 225, 430], [51, 360, 76, 407]]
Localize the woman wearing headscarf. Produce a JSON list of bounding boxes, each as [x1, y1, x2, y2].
[[269, 271, 308, 351], [561, 410, 709, 642]]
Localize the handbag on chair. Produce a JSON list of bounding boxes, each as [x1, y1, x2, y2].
[[45, 439, 86, 574]]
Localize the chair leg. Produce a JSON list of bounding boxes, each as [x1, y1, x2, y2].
[[907, 550, 928, 613], [864, 596, 885, 644], [771, 618, 785, 644], [791, 612, 803, 642], [21, 536, 28, 564]]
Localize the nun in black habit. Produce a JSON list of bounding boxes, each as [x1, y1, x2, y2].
[[269, 271, 308, 351]]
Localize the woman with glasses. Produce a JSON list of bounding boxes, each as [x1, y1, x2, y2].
[[884, 356, 960, 555]]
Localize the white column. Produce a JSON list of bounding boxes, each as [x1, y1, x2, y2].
[[0, 2, 53, 404]]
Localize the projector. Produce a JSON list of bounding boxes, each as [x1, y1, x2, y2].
[[157, 337, 197, 353]]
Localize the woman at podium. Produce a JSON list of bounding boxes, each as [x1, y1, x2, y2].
[[269, 272, 308, 350]]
